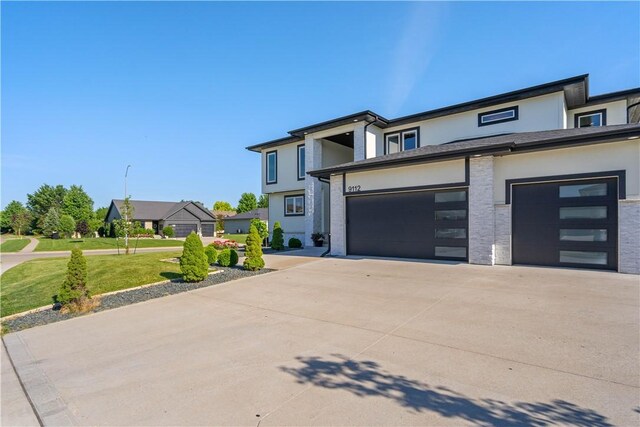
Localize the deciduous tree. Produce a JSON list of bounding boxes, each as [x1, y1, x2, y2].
[[257, 194, 269, 208], [27, 184, 67, 231], [213, 201, 234, 211], [59, 215, 76, 238], [236, 193, 257, 213], [62, 185, 94, 223]]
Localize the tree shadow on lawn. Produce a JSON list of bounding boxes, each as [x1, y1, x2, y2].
[[280, 354, 613, 427]]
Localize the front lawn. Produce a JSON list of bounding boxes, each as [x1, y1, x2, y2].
[[35, 237, 184, 252], [222, 234, 248, 244], [0, 239, 30, 253], [0, 251, 183, 317]]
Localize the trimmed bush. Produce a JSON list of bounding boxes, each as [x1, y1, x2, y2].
[[162, 226, 174, 238], [204, 245, 218, 265], [217, 248, 231, 267], [229, 249, 239, 267], [288, 237, 302, 248], [180, 232, 209, 282], [212, 240, 239, 250], [244, 224, 265, 271], [57, 248, 91, 311], [270, 221, 284, 251]]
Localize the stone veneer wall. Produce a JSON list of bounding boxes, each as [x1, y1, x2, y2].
[[494, 204, 512, 265]]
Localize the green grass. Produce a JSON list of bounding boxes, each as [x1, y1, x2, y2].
[[222, 234, 249, 244], [0, 239, 30, 253], [35, 237, 184, 252], [0, 251, 184, 317]]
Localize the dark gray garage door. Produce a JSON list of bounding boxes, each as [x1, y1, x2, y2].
[[201, 223, 215, 237], [173, 224, 198, 238], [346, 189, 468, 260], [512, 178, 618, 270]]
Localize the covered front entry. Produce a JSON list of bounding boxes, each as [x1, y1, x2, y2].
[[512, 177, 618, 270], [346, 189, 468, 261]]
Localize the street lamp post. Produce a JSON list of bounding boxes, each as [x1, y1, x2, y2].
[[124, 165, 131, 251]]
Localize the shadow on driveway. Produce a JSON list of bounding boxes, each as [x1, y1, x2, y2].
[[280, 354, 613, 427]]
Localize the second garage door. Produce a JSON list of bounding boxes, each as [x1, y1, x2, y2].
[[346, 189, 468, 260], [512, 177, 618, 270]]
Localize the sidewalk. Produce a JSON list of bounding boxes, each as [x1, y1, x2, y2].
[[1, 342, 40, 426], [18, 238, 39, 253]]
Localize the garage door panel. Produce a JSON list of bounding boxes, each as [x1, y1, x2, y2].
[[512, 178, 617, 270], [172, 224, 198, 238], [346, 189, 467, 261]]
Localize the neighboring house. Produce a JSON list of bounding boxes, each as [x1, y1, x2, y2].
[[247, 74, 640, 274], [224, 208, 268, 234], [105, 199, 217, 237]]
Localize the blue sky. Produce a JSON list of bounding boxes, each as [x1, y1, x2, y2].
[[2, 1, 639, 210]]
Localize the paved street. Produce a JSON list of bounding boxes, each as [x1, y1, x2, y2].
[[2, 255, 639, 426]]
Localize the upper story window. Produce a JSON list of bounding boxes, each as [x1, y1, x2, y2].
[[266, 151, 277, 184], [478, 106, 519, 127], [385, 127, 420, 154], [297, 144, 305, 180], [575, 109, 607, 128]]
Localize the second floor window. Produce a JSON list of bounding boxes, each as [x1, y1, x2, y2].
[[478, 106, 519, 126], [575, 109, 606, 128], [297, 145, 305, 180], [385, 128, 420, 154], [266, 151, 277, 184]]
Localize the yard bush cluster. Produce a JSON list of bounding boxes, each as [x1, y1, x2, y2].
[[212, 240, 239, 250], [288, 237, 302, 248], [133, 227, 155, 238], [180, 232, 209, 282], [217, 248, 238, 267]]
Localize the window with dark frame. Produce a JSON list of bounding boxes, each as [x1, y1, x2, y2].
[[284, 195, 304, 216], [297, 145, 305, 180], [478, 106, 519, 127], [575, 109, 607, 128], [385, 127, 420, 154], [266, 151, 277, 184]]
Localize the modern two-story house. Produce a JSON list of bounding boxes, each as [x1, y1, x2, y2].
[[247, 74, 640, 273]]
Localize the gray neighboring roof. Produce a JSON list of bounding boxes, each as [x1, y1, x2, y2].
[[226, 208, 268, 221], [109, 200, 216, 221], [308, 124, 640, 178]]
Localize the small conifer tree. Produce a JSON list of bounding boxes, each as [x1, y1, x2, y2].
[[244, 224, 265, 271], [180, 232, 209, 282], [58, 248, 91, 309], [270, 221, 284, 251]]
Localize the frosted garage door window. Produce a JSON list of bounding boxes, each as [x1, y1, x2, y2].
[[560, 251, 607, 265], [559, 206, 607, 220]]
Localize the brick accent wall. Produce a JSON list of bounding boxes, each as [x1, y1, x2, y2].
[[619, 198, 640, 274], [330, 173, 346, 256], [468, 156, 495, 265], [494, 204, 512, 265]]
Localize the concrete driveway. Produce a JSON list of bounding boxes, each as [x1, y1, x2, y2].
[[2, 257, 639, 426]]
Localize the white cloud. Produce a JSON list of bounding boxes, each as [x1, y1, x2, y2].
[[385, 2, 448, 115]]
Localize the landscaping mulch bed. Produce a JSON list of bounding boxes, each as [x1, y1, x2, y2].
[[2, 266, 274, 333]]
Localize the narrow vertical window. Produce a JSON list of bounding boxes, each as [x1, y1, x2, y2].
[[386, 134, 400, 154], [266, 151, 277, 184], [297, 145, 305, 180], [402, 130, 418, 151], [385, 127, 419, 154]]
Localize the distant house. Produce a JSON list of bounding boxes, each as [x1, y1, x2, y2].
[[105, 199, 217, 237], [223, 208, 268, 234]]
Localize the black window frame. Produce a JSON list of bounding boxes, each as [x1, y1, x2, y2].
[[284, 194, 305, 217], [266, 150, 278, 185], [478, 106, 519, 127], [297, 144, 306, 181], [574, 109, 607, 128], [383, 127, 420, 154]]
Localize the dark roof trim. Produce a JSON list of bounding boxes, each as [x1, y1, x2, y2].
[[246, 135, 303, 153], [569, 87, 640, 110], [308, 126, 640, 178], [288, 110, 388, 137], [387, 75, 588, 127]]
